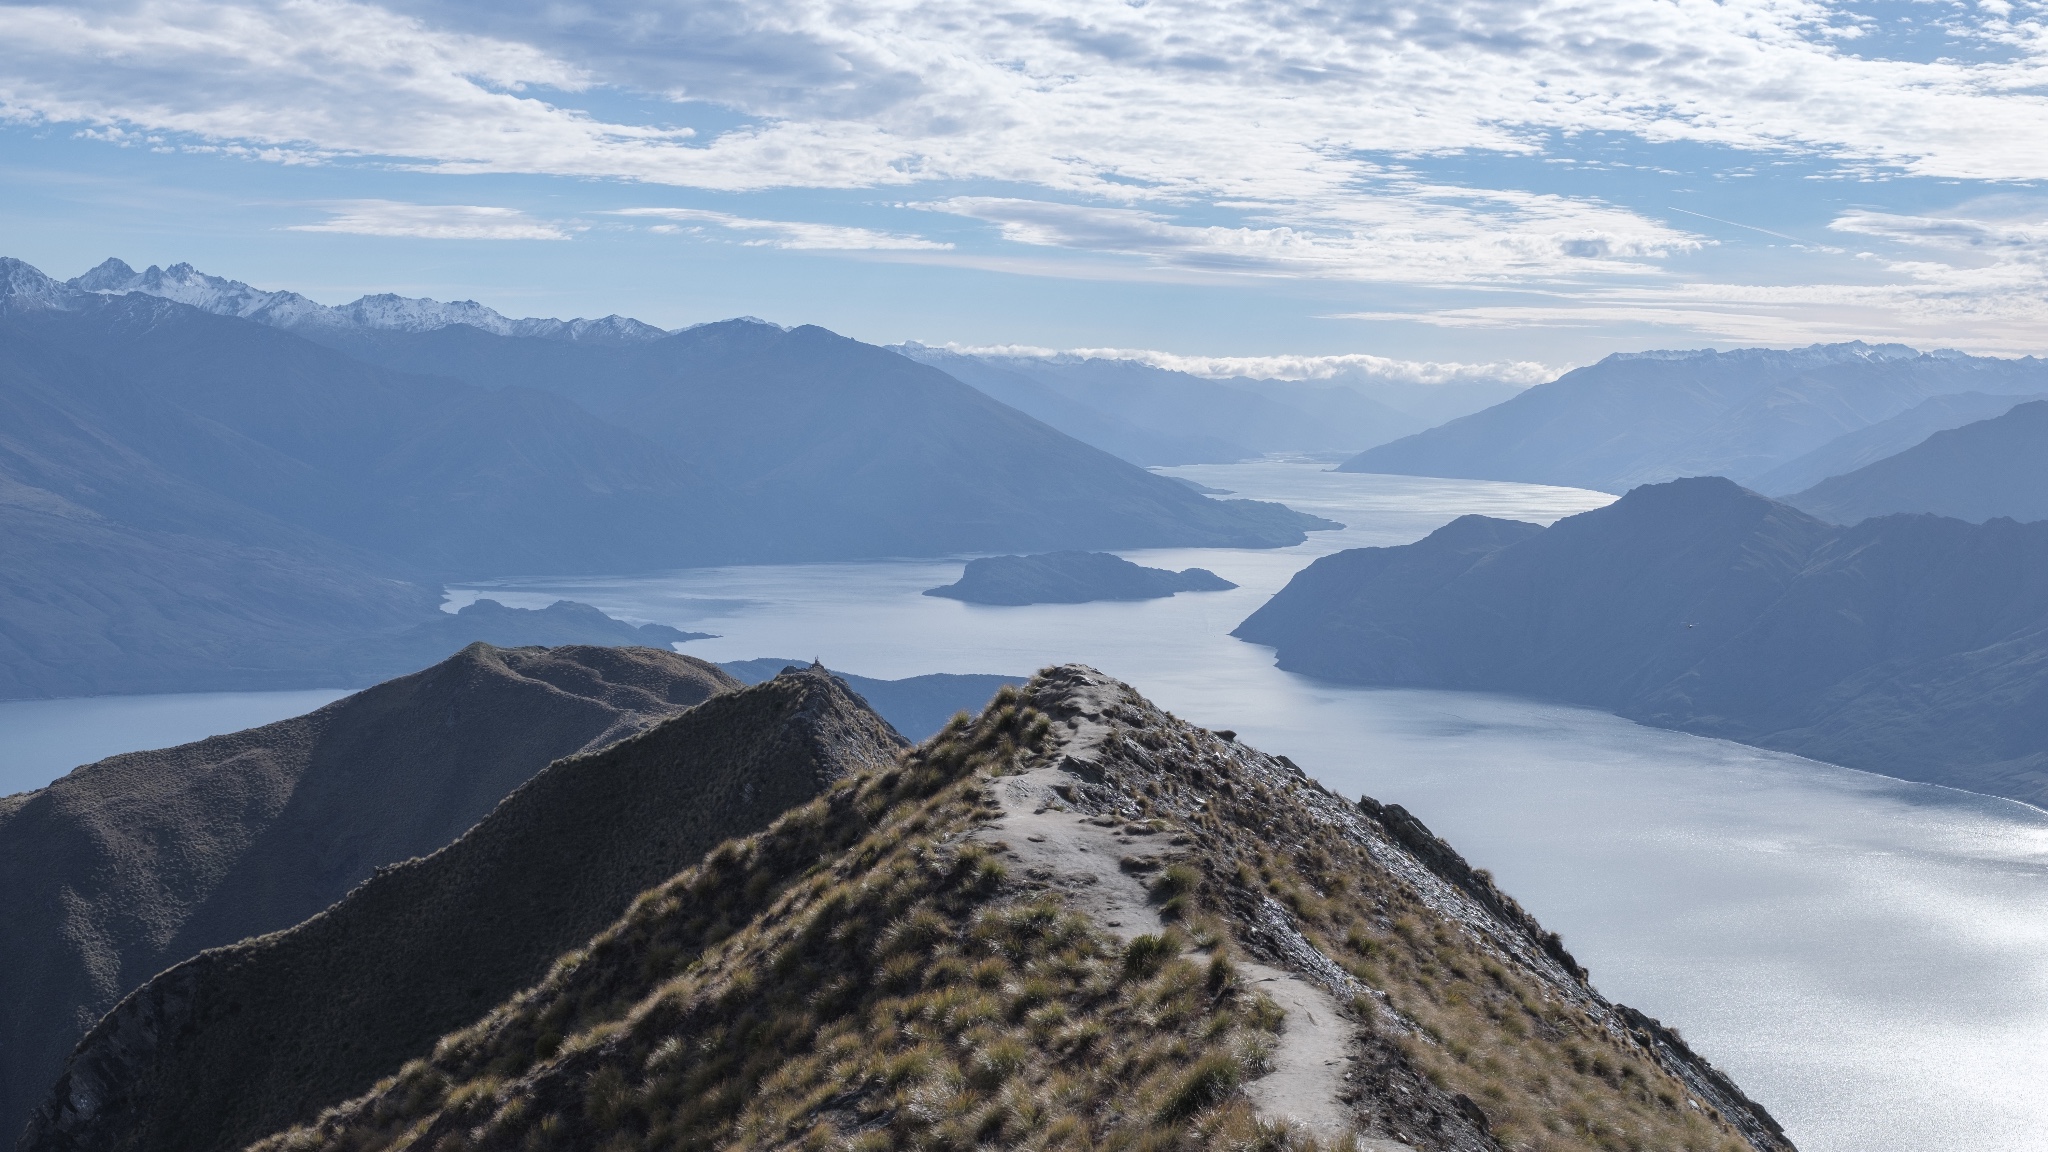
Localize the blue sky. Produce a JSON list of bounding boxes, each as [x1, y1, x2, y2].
[[3, 0, 2047, 380]]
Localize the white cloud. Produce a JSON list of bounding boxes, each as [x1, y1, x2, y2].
[[288, 200, 570, 239], [10, 0, 2048, 343], [614, 208, 950, 250], [924, 194, 1699, 283], [931, 342, 1555, 385], [12, 0, 2048, 202]]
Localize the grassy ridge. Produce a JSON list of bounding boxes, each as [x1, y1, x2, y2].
[[239, 673, 1787, 1152]]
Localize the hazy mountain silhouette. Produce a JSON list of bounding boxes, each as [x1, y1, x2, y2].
[[1749, 391, 2046, 496], [298, 316, 1325, 558], [0, 644, 737, 1144], [2, 257, 1328, 697], [27, 668, 1788, 1152], [1786, 399, 2048, 525], [1238, 477, 2048, 805], [1339, 343, 2048, 493], [896, 346, 1424, 464], [924, 550, 1241, 605]]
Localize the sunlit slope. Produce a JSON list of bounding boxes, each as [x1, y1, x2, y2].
[[45, 667, 1793, 1152]]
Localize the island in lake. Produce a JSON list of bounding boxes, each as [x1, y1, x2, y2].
[[924, 550, 1238, 605]]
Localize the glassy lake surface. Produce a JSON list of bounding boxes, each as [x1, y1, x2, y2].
[[448, 461, 2048, 1152], [0, 689, 352, 797], [5, 461, 2043, 1150]]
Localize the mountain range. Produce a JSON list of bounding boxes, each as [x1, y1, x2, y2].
[[20, 664, 1790, 1152], [897, 346, 1481, 465], [1237, 477, 2048, 806], [0, 257, 1327, 698], [1339, 343, 2048, 493], [1784, 399, 2048, 526]]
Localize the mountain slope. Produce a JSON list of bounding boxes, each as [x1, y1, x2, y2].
[[121, 666, 1795, 1152], [716, 659, 1025, 742], [1785, 399, 2048, 525], [898, 347, 1421, 465], [302, 317, 1327, 556], [1, 280, 749, 578], [1339, 344, 2048, 493], [0, 644, 736, 1144], [1748, 391, 2044, 496], [23, 667, 902, 1152], [1237, 478, 2048, 805]]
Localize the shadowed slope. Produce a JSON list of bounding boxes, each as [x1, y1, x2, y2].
[[1786, 399, 2048, 525], [1340, 344, 2048, 493], [0, 644, 736, 1143], [167, 668, 1783, 1152], [22, 667, 904, 1152], [1239, 478, 2048, 805]]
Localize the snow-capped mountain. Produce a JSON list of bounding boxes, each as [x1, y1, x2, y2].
[[64, 258, 670, 343]]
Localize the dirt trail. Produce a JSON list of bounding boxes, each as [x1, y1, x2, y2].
[[972, 678, 1386, 1146]]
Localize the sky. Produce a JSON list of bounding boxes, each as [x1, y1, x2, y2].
[[3, 0, 2047, 381]]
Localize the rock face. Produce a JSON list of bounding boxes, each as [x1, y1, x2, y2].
[[80, 667, 1790, 1152], [1785, 398, 2048, 526], [924, 550, 1243, 605], [20, 666, 905, 1152], [0, 644, 737, 1145], [1339, 342, 2048, 493], [1238, 476, 2048, 806]]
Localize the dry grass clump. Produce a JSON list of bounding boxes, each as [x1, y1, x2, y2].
[[250, 689, 1308, 1152], [1080, 712, 1756, 1152]]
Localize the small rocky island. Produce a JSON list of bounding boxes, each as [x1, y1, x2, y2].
[[924, 550, 1238, 605]]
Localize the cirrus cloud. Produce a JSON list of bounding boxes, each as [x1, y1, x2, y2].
[[288, 200, 572, 239]]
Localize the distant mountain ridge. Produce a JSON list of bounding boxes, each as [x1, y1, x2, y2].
[[1786, 398, 2048, 526], [0, 255, 1324, 697], [69, 258, 669, 342], [1238, 477, 2048, 807], [1340, 342, 2048, 493], [897, 345, 1442, 465], [1749, 391, 2045, 496]]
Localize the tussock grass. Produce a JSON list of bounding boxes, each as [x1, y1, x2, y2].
[[249, 695, 1307, 1152]]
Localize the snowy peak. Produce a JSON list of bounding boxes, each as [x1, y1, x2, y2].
[[59, 258, 670, 343], [1607, 340, 1928, 367], [0, 258, 78, 312]]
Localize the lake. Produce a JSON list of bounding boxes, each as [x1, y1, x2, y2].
[[6, 461, 2044, 1151]]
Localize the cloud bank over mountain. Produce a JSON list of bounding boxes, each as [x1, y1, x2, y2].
[[5, 0, 2048, 353]]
